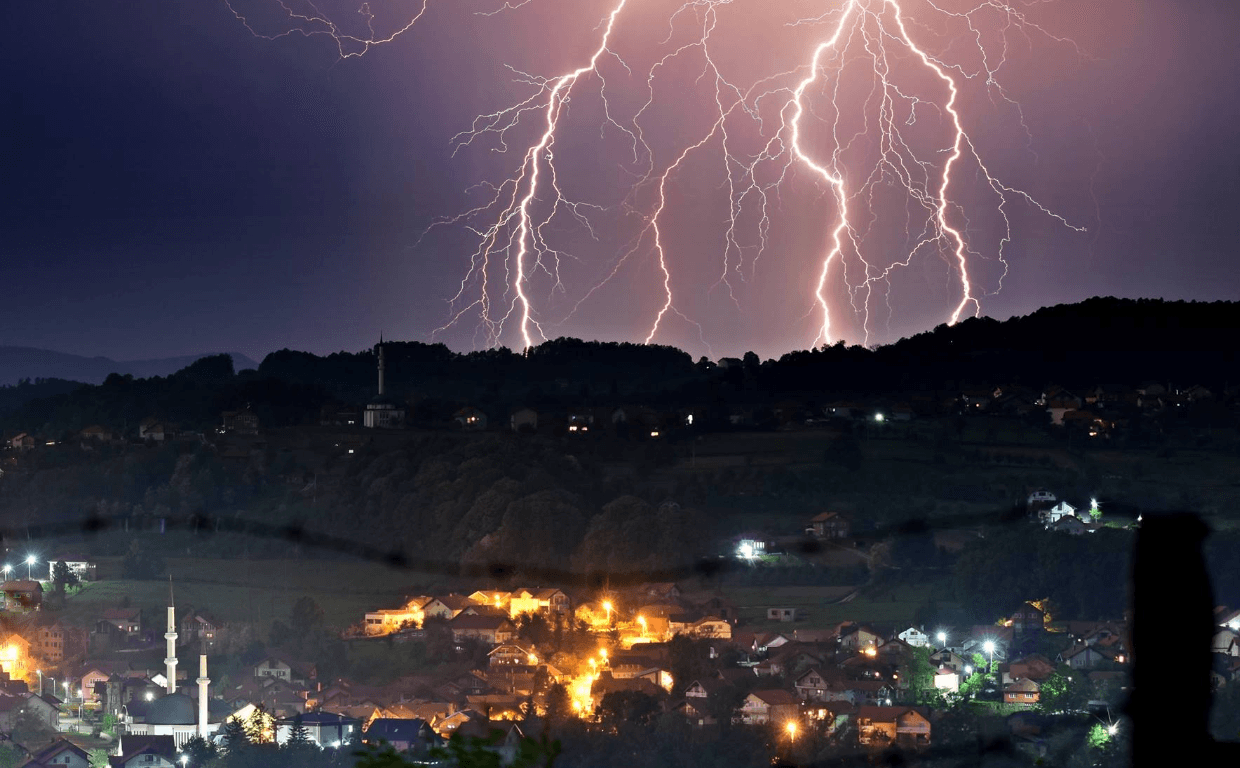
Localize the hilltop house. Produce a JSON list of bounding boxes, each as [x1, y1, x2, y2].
[[807, 512, 851, 539]]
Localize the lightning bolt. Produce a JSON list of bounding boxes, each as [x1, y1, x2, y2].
[[228, 0, 1090, 353]]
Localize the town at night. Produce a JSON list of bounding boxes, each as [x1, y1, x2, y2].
[[1, 1, 1239, 766]]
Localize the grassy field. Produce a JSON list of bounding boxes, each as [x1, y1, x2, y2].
[[62, 557, 446, 634], [710, 581, 958, 633]]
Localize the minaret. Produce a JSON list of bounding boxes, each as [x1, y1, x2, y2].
[[197, 654, 210, 738], [164, 579, 178, 694], [377, 335, 386, 397]]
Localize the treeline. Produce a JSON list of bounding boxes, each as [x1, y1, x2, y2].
[[5, 297, 1239, 437]]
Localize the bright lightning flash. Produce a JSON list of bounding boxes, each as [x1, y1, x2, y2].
[[226, 0, 1088, 353]]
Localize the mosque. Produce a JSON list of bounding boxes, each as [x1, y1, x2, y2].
[[364, 337, 406, 429], [121, 591, 226, 747]]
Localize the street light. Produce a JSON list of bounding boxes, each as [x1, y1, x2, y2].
[[936, 632, 947, 648], [1, 565, 10, 581], [25, 555, 36, 580], [602, 601, 613, 624], [983, 640, 996, 672], [785, 721, 797, 741]]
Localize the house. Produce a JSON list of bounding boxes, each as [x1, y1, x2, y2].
[[275, 711, 362, 747], [179, 610, 226, 652], [929, 649, 967, 673], [137, 419, 170, 442], [1003, 678, 1041, 706], [22, 692, 63, 732], [509, 408, 538, 433], [1058, 643, 1120, 670], [807, 511, 851, 539], [25, 737, 90, 767], [36, 623, 76, 663], [855, 705, 931, 748], [364, 607, 423, 636], [448, 614, 516, 645], [793, 667, 843, 702], [767, 608, 799, 623], [898, 627, 930, 648], [8, 433, 36, 451], [688, 616, 732, 639], [46, 556, 96, 582], [79, 425, 114, 443], [253, 656, 317, 685], [110, 735, 178, 767], [1, 580, 42, 612], [488, 644, 536, 668], [1026, 489, 1056, 509], [221, 407, 260, 435], [838, 623, 883, 652], [422, 595, 476, 621], [1048, 516, 1090, 535], [1211, 629, 1239, 657], [1004, 654, 1057, 683], [1011, 603, 1046, 635], [1040, 502, 1077, 525], [99, 608, 143, 637], [933, 667, 960, 694], [738, 689, 799, 725], [508, 588, 569, 617], [453, 408, 487, 431]]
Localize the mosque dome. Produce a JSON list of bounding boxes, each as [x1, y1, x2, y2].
[[144, 692, 197, 726]]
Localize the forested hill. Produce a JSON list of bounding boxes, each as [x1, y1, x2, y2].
[[4, 297, 1237, 436]]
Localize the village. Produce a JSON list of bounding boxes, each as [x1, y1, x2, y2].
[[0, 508, 1233, 766]]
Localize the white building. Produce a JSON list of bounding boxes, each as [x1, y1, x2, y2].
[[898, 627, 930, 648]]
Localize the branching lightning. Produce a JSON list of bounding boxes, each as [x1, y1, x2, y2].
[[226, 0, 1089, 353]]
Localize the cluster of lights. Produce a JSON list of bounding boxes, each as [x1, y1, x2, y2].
[[0, 555, 39, 582]]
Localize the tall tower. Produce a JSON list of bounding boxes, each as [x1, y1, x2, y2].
[[377, 336, 386, 397], [164, 580, 178, 694], [197, 654, 210, 738]]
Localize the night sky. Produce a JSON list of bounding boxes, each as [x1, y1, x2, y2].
[[3, 0, 1238, 362]]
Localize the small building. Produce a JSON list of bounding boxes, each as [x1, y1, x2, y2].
[[253, 656, 317, 685], [454, 407, 488, 431], [276, 711, 362, 747], [509, 408, 538, 433], [221, 407, 260, 435], [855, 705, 931, 747], [99, 608, 142, 637], [807, 511, 851, 539], [449, 614, 516, 645], [8, 433, 36, 451], [47, 556, 96, 583], [110, 735, 178, 767], [767, 608, 799, 623], [1, 580, 42, 612], [1003, 678, 1041, 706], [898, 627, 930, 648], [363, 718, 441, 753], [25, 737, 90, 767], [738, 689, 799, 725], [933, 667, 960, 694]]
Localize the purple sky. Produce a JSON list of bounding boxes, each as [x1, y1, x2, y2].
[[3, 0, 1238, 361]]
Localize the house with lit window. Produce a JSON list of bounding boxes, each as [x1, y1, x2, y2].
[[0, 581, 42, 613], [855, 706, 931, 747], [453, 408, 487, 431], [738, 689, 799, 725], [1003, 678, 1041, 706]]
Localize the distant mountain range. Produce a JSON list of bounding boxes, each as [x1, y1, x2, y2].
[[0, 346, 261, 386]]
